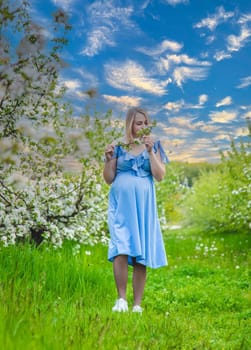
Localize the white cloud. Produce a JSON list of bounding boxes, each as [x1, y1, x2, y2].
[[214, 50, 232, 61], [238, 13, 251, 25], [216, 96, 232, 107], [140, 0, 152, 10], [236, 76, 251, 88], [192, 138, 215, 146], [170, 151, 220, 163], [162, 136, 221, 163], [194, 6, 234, 31], [206, 35, 216, 44], [158, 54, 210, 87], [227, 27, 251, 52], [169, 117, 198, 130], [158, 54, 210, 86], [199, 94, 208, 105], [103, 95, 142, 107], [209, 110, 237, 123], [137, 39, 183, 56], [52, 0, 76, 11], [81, 27, 116, 57], [165, 138, 186, 147], [240, 105, 251, 111], [105, 60, 170, 95], [81, 1, 134, 56], [234, 127, 250, 137], [194, 8, 251, 58], [164, 96, 208, 111], [161, 122, 228, 162], [164, 100, 184, 111], [172, 66, 209, 87], [63, 79, 82, 90], [199, 123, 220, 133], [243, 110, 251, 119], [163, 126, 191, 137], [213, 133, 231, 141], [73, 68, 99, 86], [164, 54, 210, 66], [59, 77, 95, 100], [164, 0, 189, 6]]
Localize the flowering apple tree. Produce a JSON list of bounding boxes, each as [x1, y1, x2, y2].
[[0, 1, 122, 247]]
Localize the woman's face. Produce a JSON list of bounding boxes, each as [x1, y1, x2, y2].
[[132, 113, 148, 138]]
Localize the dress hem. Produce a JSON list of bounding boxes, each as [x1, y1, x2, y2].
[[108, 253, 168, 269]]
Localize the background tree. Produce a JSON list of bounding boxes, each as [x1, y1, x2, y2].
[[182, 125, 251, 233], [0, 0, 122, 247]]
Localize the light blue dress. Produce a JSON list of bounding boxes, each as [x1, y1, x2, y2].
[[108, 140, 169, 268]]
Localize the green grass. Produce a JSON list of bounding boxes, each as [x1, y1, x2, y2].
[[0, 229, 250, 349]]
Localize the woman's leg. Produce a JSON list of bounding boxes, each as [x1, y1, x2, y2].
[[133, 262, 146, 306], [113, 255, 128, 299]]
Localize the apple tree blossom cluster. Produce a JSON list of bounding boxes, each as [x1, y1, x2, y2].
[[0, 110, 123, 248]]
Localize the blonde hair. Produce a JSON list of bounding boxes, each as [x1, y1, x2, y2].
[[125, 107, 150, 143]]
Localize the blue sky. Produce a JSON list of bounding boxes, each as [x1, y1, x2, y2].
[[32, 0, 251, 162]]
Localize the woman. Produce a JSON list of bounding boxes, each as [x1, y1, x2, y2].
[[103, 107, 169, 313]]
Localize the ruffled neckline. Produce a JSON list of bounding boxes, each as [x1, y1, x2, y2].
[[118, 147, 149, 176], [114, 140, 169, 177], [120, 147, 147, 159]]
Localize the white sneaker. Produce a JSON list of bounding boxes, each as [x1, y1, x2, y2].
[[132, 305, 143, 313], [112, 298, 128, 312]]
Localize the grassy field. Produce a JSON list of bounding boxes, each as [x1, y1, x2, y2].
[[0, 228, 250, 349]]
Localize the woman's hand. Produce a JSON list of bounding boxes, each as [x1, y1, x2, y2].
[[103, 143, 117, 184], [143, 136, 154, 153], [104, 144, 115, 162]]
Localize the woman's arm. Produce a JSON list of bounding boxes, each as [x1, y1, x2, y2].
[[103, 158, 117, 185], [143, 137, 166, 181], [148, 150, 166, 182], [103, 144, 117, 185]]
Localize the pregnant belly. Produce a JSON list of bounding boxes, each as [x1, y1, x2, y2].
[[111, 171, 153, 195]]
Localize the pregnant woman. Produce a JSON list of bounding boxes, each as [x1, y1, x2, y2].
[[103, 107, 169, 313]]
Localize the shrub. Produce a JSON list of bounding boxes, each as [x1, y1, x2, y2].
[[182, 130, 251, 233]]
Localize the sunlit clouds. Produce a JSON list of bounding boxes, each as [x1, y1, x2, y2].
[[194, 6, 251, 62], [157, 54, 210, 87], [163, 136, 220, 163], [163, 95, 208, 112], [236, 76, 251, 89], [162, 54, 210, 67], [193, 6, 234, 31], [52, 0, 77, 11], [215, 96, 232, 107], [209, 110, 237, 123], [164, 100, 184, 112], [103, 95, 142, 108], [172, 66, 209, 88], [60, 78, 87, 100], [34, 1, 251, 162], [137, 39, 183, 55], [164, 0, 189, 6], [214, 51, 232, 61], [227, 27, 251, 52], [199, 94, 208, 105], [242, 110, 251, 119], [64, 79, 82, 90], [81, 1, 134, 56], [175, 116, 204, 129], [104, 60, 170, 96], [234, 127, 250, 137]]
